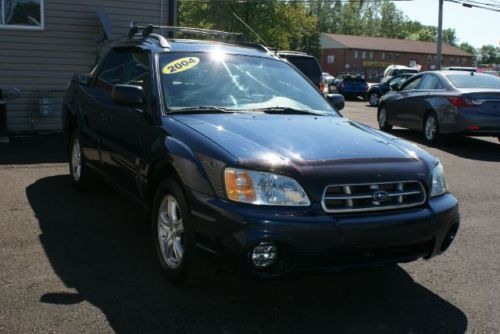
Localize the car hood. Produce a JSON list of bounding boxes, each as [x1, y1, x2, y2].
[[172, 113, 431, 166]]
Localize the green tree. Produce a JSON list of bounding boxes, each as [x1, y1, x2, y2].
[[478, 45, 500, 64], [178, 0, 320, 56], [459, 42, 477, 62], [443, 28, 458, 46]]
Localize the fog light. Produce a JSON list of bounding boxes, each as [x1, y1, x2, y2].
[[251, 242, 278, 268]]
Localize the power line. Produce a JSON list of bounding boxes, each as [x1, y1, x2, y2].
[[446, 0, 500, 12]]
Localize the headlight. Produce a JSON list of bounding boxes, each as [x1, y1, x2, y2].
[[224, 168, 310, 206], [430, 162, 447, 197]]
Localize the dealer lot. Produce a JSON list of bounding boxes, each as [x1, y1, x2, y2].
[[0, 101, 499, 333]]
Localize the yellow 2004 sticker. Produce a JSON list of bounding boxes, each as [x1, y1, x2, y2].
[[162, 57, 200, 75]]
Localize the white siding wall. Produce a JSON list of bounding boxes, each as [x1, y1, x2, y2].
[[0, 0, 168, 131]]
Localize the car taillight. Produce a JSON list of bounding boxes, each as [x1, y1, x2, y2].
[[447, 96, 481, 108]]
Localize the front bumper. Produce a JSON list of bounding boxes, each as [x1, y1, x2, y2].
[[188, 191, 460, 277]]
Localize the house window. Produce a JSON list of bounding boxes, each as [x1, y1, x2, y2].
[[388, 53, 393, 60], [354, 50, 358, 59], [362, 51, 366, 59], [381, 52, 385, 60], [0, 0, 44, 29], [369, 51, 373, 59], [395, 53, 400, 60], [462, 57, 466, 64], [327, 55, 335, 64], [451, 57, 454, 64], [427, 55, 432, 63]]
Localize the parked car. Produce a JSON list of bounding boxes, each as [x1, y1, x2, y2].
[[277, 51, 323, 91], [367, 73, 415, 107], [382, 65, 419, 83], [334, 74, 369, 100], [378, 71, 500, 144], [63, 25, 460, 284]]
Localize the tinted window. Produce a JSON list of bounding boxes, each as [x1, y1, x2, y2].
[[94, 49, 152, 110], [447, 74, 500, 89], [401, 76, 423, 91], [282, 56, 322, 85], [160, 53, 336, 114], [419, 75, 442, 90]]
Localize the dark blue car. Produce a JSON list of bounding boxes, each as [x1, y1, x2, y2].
[[63, 25, 459, 284], [332, 74, 369, 100]]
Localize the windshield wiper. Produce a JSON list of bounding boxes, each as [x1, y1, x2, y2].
[[168, 106, 235, 114], [250, 107, 326, 116]]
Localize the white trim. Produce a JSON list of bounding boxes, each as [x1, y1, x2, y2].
[[0, 0, 45, 30]]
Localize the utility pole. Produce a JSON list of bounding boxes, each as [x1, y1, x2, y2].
[[167, 0, 178, 37], [436, 0, 444, 70]]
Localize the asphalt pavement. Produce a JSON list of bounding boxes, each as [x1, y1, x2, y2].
[[0, 101, 499, 333]]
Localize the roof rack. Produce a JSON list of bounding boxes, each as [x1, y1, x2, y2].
[[128, 24, 248, 45]]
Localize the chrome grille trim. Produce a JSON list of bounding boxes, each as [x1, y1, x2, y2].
[[321, 180, 426, 213]]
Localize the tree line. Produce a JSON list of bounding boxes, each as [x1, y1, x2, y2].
[[178, 0, 499, 64]]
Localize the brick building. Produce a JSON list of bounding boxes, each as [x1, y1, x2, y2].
[[320, 33, 473, 81]]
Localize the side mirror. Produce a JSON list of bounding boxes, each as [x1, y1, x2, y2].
[[112, 84, 145, 107], [72, 74, 91, 86], [326, 94, 345, 111], [390, 82, 402, 91]]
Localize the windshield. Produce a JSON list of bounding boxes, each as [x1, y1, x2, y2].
[[160, 52, 336, 114], [447, 74, 500, 89]]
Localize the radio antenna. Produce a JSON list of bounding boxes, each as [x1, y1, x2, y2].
[[232, 12, 269, 47]]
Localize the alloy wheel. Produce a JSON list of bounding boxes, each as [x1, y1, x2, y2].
[[71, 138, 82, 182], [157, 195, 184, 269], [425, 116, 437, 141], [369, 93, 379, 106]]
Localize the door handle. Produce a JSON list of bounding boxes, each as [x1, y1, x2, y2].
[[100, 112, 112, 122]]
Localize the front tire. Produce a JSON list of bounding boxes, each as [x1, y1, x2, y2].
[[152, 179, 198, 284], [423, 113, 440, 144], [369, 92, 380, 107], [378, 106, 393, 131]]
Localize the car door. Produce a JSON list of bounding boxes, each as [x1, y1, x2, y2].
[[387, 74, 423, 127], [75, 50, 132, 171], [99, 48, 157, 200], [408, 73, 445, 130]]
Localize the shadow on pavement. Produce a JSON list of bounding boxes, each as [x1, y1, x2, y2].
[[27, 175, 468, 333], [390, 129, 500, 162], [0, 134, 66, 165]]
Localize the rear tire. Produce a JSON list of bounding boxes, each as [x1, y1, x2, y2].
[[69, 131, 97, 192], [378, 106, 393, 131], [369, 92, 380, 107], [423, 113, 440, 145]]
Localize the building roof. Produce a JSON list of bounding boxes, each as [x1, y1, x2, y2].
[[321, 33, 472, 57]]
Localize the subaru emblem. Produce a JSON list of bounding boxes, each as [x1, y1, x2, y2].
[[373, 190, 390, 202]]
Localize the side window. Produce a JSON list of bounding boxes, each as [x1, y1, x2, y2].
[[419, 75, 441, 90], [94, 50, 132, 91], [401, 76, 423, 91], [93, 49, 152, 110]]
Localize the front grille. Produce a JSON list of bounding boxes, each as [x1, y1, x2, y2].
[[321, 181, 426, 213]]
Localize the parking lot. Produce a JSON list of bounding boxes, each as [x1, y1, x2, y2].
[[0, 101, 499, 333]]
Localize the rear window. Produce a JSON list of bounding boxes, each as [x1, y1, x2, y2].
[[283, 56, 322, 84], [447, 74, 500, 89]]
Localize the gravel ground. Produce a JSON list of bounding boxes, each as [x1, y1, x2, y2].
[[0, 101, 499, 333]]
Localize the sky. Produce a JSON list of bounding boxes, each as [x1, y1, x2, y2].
[[395, 0, 500, 48]]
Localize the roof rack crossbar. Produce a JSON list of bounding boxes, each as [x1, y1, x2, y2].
[[128, 24, 248, 42]]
